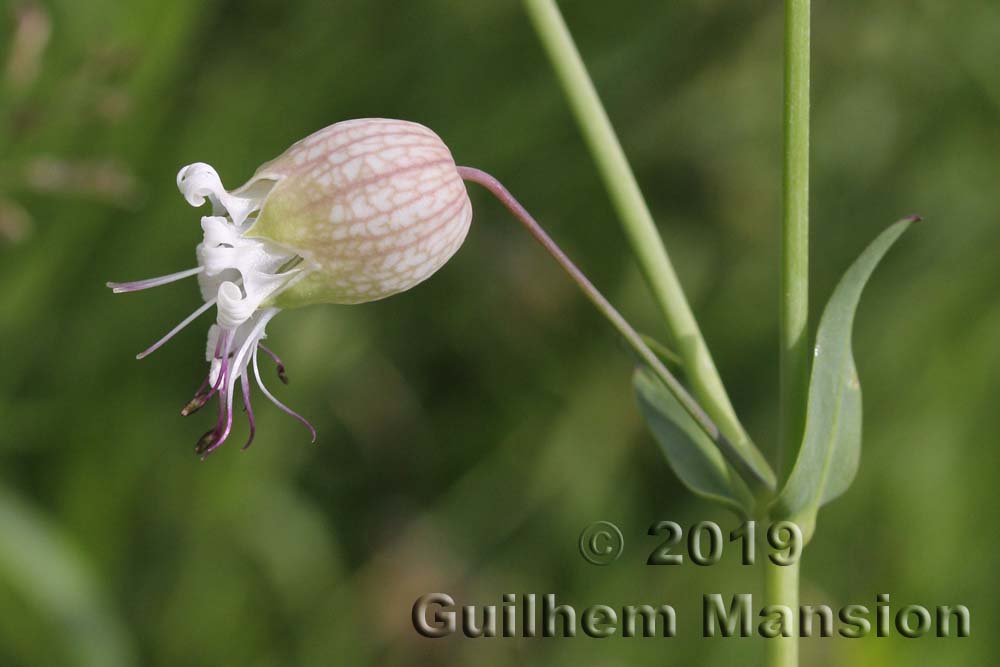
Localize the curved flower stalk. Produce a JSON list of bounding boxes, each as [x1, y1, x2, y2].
[[109, 118, 743, 473]]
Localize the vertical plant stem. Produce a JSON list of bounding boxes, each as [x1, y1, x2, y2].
[[764, 560, 800, 666], [772, 1, 810, 666], [779, 0, 811, 479], [521, 0, 757, 461]]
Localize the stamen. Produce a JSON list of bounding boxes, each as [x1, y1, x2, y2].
[[205, 403, 234, 459], [181, 394, 209, 417], [240, 374, 256, 450], [191, 311, 287, 458], [136, 298, 216, 360], [198, 337, 235, 459], [253, 347, 317, 442], [257, 343, 289, 384], [195, 429, 218, 456], [181, 376, 210, 416], [213, 329, 225, 358], [198, 318, 267, 458], [197, 330, 231, 407], [206, 326, 263, 456], [107, 267, 203, 293]]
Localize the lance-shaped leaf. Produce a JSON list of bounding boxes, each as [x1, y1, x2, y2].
[[773, 217, 917, 541], [634, 368, 754, 516]]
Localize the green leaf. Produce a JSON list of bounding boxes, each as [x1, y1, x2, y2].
[[773, 217, 917, 541], [634, 368, 754, 515]]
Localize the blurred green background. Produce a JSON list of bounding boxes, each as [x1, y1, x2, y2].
[[1, 0, 997, 664]]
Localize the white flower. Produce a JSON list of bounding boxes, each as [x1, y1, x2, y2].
[[109, 119, 473, 457]]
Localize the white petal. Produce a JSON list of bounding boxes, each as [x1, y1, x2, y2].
[[177, 162, 260, 226], [216, 281, 255, 330], [205, 324, 221, 362], [200, 215, 241, 249]]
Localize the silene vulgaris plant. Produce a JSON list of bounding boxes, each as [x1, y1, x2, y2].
[[110, 2, 916, 664], [107, 112, 914, 568]]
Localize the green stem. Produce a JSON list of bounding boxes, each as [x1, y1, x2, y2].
[[523, 0, 774, 490], [779, 0, 811, 480], [764, 560, 800, 667], [772, 1, 810, 665]]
